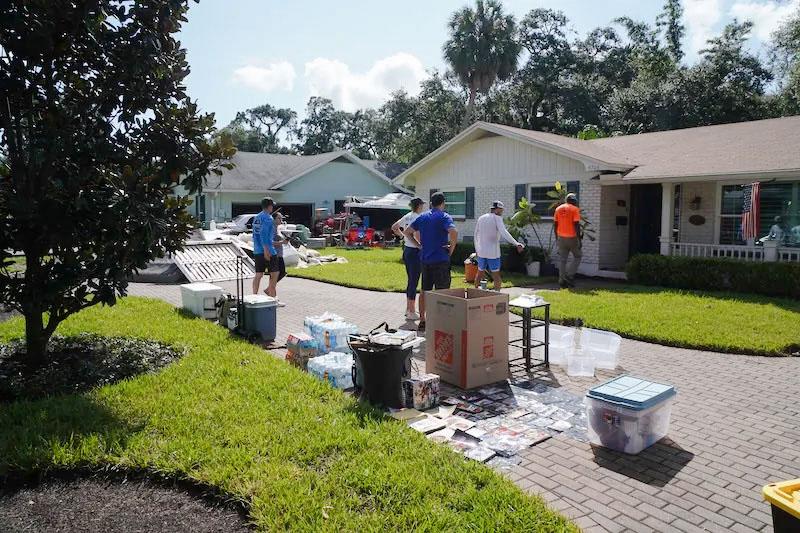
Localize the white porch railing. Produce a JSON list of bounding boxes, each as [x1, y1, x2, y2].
[[670, 242, 800, 262]]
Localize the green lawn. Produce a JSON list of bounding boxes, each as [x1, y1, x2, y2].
[[288, 247, 800, 356], [532, 286, 800, 356], [289, 247, 538, 291], [0, 298, 575, 532]]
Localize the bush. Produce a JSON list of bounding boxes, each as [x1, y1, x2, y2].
[[626, 254, 800, 299], [450, 243, 544, 273]]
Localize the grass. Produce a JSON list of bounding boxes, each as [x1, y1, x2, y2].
[[288, 247, 537, 291], [531, 286, 800, 356], [286, 247, 800, 356], [0, 298, 575, 532]]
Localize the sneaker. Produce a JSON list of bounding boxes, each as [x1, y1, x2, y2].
[[405, 311, 420, 321], [417, 320, 426, 332]]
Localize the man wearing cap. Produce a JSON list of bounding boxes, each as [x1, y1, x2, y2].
[[474, 201, 524, 290], [554, 193, 582, 288], [404, 192, 458, 331], [252, 197, 280, 296]]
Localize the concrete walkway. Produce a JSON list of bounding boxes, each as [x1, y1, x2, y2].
[[129, 278, 799, 532]]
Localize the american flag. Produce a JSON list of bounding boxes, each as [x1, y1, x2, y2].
[[741, 182, 760, 240]]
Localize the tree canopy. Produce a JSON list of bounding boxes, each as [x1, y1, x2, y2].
[[0, 0, 234, 365]]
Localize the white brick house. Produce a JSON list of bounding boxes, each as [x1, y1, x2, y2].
[[394, 118, 800, 278]]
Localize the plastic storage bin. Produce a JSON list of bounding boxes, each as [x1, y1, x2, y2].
[[763, 479, 800, 533], [307, 352, 354, 389], [242, 294, 278, 341], [566, 349, 596, 377], [579, 328, 621, 370], [533, 324, 575, 365], [180, 283, 223, 319], [586, 375, 676, 454]]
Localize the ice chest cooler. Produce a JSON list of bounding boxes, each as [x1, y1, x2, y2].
[[586, 375, 676, 455], [180, 282, 223, 319], [242, 294, 278, 341]]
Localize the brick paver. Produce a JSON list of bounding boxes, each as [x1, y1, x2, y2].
[[129, 278, 800, 532]]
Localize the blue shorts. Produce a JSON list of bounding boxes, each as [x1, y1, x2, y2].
[[477, 257, 501, 272]]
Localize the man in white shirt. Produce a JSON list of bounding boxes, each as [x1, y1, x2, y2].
[[474, 201, 524, 290]]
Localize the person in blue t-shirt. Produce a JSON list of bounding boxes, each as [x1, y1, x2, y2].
[[403, 191, 458, 331], [252, 197, 279, 296]]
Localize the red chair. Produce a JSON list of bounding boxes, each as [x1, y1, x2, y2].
[[346, 228, 359, 246], [364, 228, 375, 245]]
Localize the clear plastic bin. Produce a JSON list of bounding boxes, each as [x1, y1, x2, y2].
[[586, 376, 676, 454], [567, 350, 595, 377], [579, 328, 621, 370], [533, 324, 575, 365]]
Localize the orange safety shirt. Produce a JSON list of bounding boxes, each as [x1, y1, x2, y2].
[[554, 203, 581, 238]]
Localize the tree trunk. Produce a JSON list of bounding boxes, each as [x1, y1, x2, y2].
[[462, 86, 478, 130], [24, 307, 49, 369]]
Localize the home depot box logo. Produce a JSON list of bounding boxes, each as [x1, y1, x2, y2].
[[433, 330, 454, 365]]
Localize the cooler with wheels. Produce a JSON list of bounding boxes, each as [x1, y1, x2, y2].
[[242, 294, 278, 341]]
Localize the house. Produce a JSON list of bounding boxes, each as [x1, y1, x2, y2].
[[394, 117, 800, 278], [192, 150, 406, 227]]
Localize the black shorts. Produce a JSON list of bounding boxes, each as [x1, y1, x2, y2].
[[254, 254, 280, 273], [421, 262, 451, 291]]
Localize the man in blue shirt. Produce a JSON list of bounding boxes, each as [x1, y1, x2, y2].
[[252, 197, 279, 296], [404, 192, 458, 331]]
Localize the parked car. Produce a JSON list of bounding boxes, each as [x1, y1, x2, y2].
[[219, 214, 258, 235]]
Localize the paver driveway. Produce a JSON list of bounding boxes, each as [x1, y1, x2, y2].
[[129, 277, 800, 532]]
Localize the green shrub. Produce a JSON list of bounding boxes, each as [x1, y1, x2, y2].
[[626, 254, 800, 299]]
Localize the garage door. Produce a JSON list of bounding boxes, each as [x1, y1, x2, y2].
[[275, 203, 313, 227]]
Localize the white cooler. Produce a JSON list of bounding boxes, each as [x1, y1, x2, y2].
[[180, 282, 223, 319], [586, 375, 676, 455]]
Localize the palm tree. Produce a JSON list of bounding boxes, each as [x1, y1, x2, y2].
[[443, 0, 521, 129]]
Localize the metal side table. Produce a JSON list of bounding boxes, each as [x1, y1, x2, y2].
[[508, 295, 550, 372]]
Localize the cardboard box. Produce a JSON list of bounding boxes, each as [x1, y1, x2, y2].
[[403, 373, 440, 410], [425, 288, 509, 389]]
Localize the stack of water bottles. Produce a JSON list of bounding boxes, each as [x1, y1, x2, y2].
[[307, 351, 354, 389], [304, 312, 358, 354]]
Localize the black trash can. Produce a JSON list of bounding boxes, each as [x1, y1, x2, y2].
[[350, 340, 411, 409]]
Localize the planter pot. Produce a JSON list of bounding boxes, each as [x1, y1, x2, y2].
[[525, 261, 541, 277]]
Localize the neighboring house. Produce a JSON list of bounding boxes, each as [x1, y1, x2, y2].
[[192, 150, 406, 227], [395, 117, 800, 278]]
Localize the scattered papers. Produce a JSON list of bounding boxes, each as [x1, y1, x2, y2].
[[464, 446, 495, 463], [444, 416, 475, 431], [389, 408, 424, 421], [548, 420, 572, 432], [409, 416, 447, 434]]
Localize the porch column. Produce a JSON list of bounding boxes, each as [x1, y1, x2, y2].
[[659, 182, 675, 256]]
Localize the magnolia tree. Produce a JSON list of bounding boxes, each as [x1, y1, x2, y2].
[[0, 0, 235, 367]]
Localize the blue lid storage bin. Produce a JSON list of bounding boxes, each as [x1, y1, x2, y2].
[[586, 375, 676, 455]]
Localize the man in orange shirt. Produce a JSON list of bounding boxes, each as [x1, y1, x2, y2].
[[553, 193, 582, 288]]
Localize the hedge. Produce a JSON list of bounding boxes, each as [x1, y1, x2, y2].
[[626, 254, 800, 299], [450, 242, 545, 273]]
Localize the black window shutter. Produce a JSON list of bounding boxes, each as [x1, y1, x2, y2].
[[514, 184, 527, 207], [465, 187, 475, 219], [567, 181, 580, 201]]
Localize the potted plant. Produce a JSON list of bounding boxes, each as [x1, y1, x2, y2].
[[507, 182, 596, 276]]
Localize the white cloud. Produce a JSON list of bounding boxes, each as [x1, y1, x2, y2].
[[730, 0, 799, 41], [684, 0, 724, 56], [304, 52, 427, 111], [231, 61, 296, 92]]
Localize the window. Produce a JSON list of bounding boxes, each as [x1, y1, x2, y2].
[[719, 182, 800, 245], [442, 189, 466, 218], [529, 182, 579, 218]]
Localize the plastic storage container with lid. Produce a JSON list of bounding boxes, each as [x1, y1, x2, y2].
[[180, 282, 223, 319], [242, 294, 278, 341], [579, 328, 621, 370], [586, 375, 676, 454]]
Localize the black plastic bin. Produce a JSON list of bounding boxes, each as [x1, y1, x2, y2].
[[349, 329, 411, 409]]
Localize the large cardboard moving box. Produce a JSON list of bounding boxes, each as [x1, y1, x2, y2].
[[425, 288, 509, 389]]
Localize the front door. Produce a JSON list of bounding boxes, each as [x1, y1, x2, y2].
[[629, 184, 662, 256]]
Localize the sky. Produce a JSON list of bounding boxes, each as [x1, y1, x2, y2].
[[178, 0, 799, 127]]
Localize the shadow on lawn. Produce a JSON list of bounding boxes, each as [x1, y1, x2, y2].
[[0, 394, 142, 481], [590, 438, 694, 487]]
